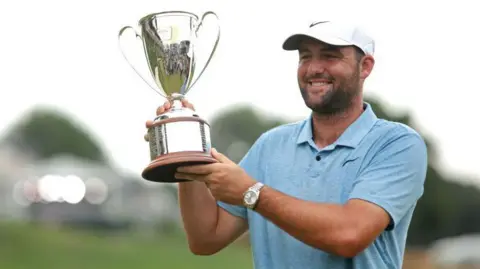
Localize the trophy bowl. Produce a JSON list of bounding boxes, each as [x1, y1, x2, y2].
[[118, 11, 220, 183]]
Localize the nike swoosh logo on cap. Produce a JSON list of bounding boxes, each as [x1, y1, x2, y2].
[[309, 21, 329, 28]]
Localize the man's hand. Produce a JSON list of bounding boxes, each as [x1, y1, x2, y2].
[[175, 149, 257, 205]]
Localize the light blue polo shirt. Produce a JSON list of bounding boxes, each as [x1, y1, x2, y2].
[[218, 103, 428, 269]]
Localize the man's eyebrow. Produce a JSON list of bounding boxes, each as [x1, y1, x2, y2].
[[298, 46, 310, 53], [319, 45, 342, 53]]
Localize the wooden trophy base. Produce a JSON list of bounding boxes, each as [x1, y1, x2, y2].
[[142, 151, 217, 183]]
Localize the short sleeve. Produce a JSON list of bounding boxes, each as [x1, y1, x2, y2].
[[217, 134, 268, 219], [348, 131, 428, 230]]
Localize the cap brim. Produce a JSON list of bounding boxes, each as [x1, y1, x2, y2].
[[282, 33, 353, 51]]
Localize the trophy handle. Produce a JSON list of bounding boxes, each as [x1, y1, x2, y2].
[[118, 26, 166, 98], [188, 11, 221, 91]]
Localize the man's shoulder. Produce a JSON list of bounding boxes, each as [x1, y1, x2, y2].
[[371, 118, 424, 143], [258, 118, 307, 143], [239, 119, 306, 171], [366, 118, 427, 157]]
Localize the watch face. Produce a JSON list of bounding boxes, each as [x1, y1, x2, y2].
[[244, 190, 258, 205]]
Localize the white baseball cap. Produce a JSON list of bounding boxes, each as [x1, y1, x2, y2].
[[282, 21, 375, 55]]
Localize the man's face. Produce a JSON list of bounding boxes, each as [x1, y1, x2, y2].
[[297, 39, 367, 115]]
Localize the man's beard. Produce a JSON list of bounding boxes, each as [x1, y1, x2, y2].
[[300, 68, 360, 116]]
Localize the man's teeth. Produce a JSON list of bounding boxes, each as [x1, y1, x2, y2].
[[309, 81, 330, 86]]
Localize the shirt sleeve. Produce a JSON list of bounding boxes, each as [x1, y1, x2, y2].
[[348, 130, 428, 230], [217, 133, 268, 219]]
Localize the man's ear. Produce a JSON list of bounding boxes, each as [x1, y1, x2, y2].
[[360, 55, 375, 80]]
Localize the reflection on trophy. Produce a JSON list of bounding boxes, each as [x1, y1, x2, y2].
[[118, 11, 220, 183]]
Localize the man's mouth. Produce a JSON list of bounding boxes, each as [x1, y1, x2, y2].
[[307, 80, 333, 92]]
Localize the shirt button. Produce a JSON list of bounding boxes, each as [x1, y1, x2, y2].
[[316, 155, 321, 161]]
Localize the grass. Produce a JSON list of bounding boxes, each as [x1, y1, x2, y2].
[[0, 221, 253, 269]]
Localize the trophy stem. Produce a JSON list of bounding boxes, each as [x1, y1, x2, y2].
[[169, 93, 184, 110], [171, 99, 183, 110]]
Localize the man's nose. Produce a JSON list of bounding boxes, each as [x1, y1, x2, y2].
[[306, 59, 326, 75]]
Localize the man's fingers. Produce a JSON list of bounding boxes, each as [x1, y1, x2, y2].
[[155, 99, 194, 116], [181, 99, 195, 111], [211, 148, 234, 164], [145, 120, 154, 142], [177, 164, 216, 174], [156, 101, 171, 116]]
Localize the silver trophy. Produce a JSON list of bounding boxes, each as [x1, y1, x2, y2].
[[118, 11, 220, 182]]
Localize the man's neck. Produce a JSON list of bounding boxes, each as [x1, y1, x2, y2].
[[311, 100, 364, 148]]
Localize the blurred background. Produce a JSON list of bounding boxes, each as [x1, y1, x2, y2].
[[1, 0, 479, 268]]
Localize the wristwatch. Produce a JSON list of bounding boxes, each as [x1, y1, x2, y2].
[[243, 182, 265, 210]]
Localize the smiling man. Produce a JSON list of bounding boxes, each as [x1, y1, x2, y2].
[[155, 20, 428, 269]]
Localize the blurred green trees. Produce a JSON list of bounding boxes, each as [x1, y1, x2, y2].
[[2, 106, 107, 164]]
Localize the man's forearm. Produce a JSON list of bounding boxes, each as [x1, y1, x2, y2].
[[178, 181, 219, 246], [254, 186, 364, 257]]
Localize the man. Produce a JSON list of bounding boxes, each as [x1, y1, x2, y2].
[[148, 21, 428, 269]]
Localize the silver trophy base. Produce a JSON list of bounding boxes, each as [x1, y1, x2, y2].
[[143, 114, 216, 183]]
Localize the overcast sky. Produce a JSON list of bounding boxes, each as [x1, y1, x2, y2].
[[0, 0, 478, 185]]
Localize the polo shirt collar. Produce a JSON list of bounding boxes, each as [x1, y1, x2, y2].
[[296, 103, 378, 148]]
